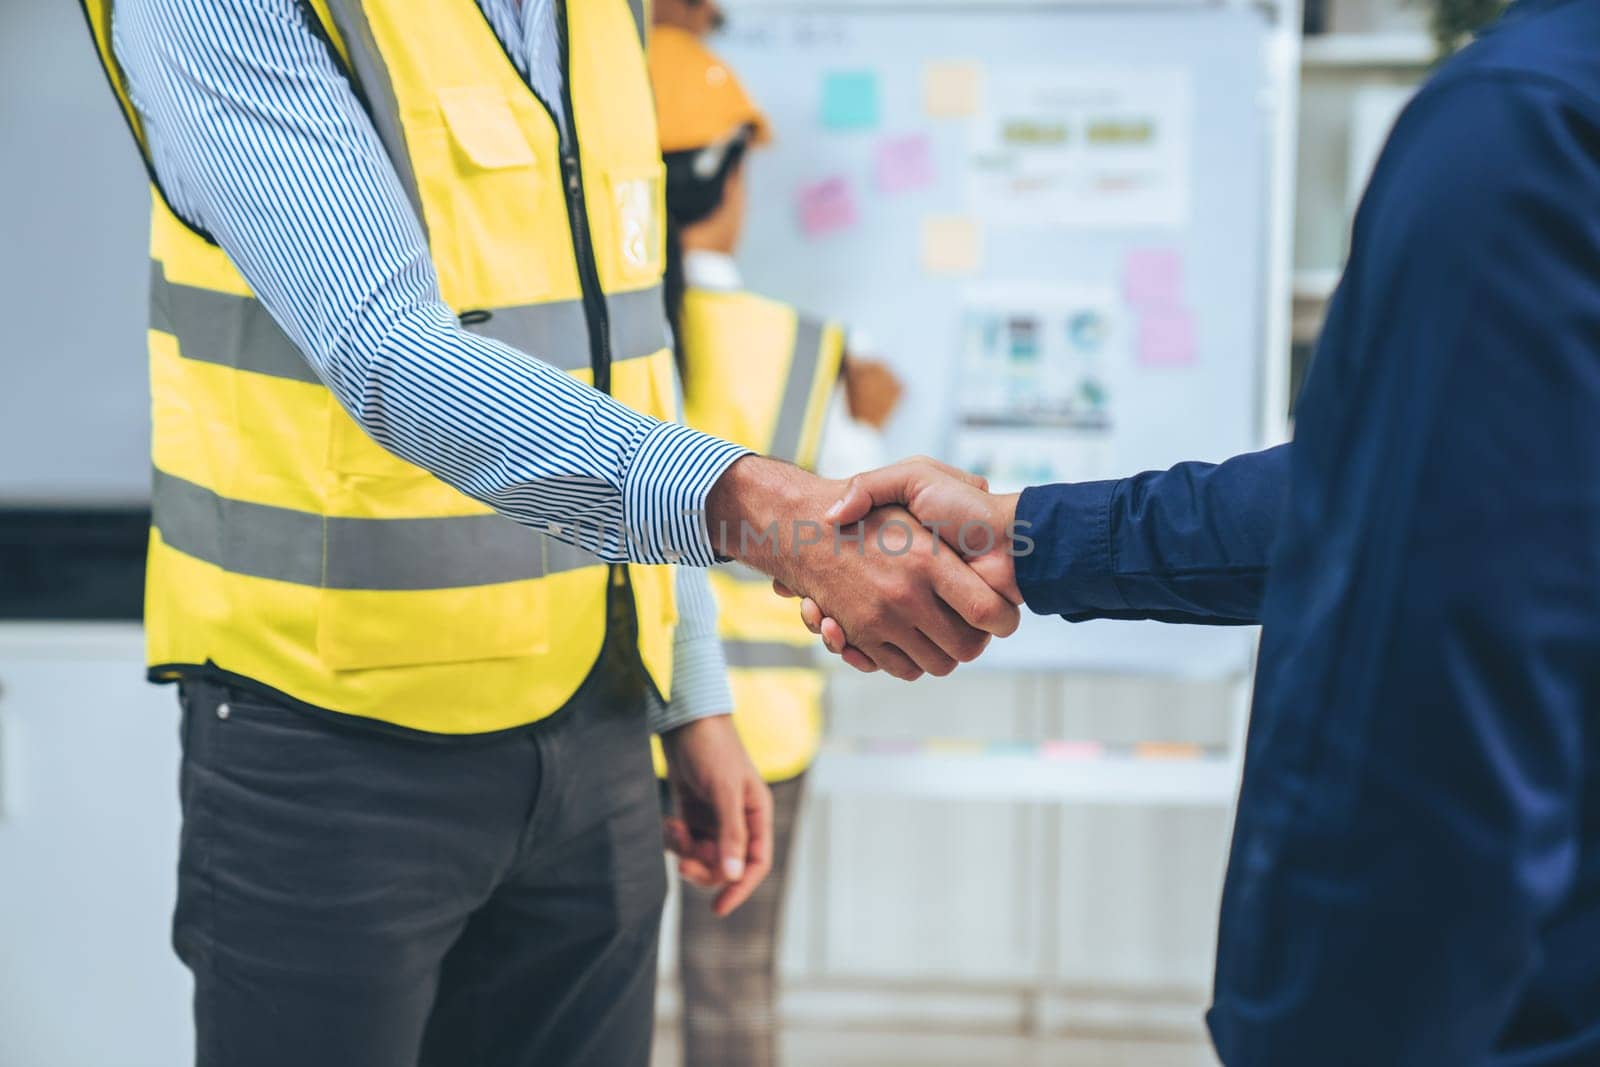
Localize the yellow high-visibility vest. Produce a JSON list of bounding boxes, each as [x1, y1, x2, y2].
[[661, 287, 845, 782], [81, 0, 681, 734]]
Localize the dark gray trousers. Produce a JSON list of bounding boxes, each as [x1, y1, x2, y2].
[[173, 648, 666, 1067]]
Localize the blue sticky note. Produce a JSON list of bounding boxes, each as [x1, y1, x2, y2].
[[821, 70, 880, 131]]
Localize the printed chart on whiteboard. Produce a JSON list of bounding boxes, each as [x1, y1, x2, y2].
[[969, 67, 1193, 228], [950, 284, 1121, 492]]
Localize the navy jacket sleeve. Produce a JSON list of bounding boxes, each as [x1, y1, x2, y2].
[[1012, 444, 1289, 625], [1208, 56, 1600, 1066]]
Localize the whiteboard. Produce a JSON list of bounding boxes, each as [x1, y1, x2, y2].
[[716, 3, 1274, 675]]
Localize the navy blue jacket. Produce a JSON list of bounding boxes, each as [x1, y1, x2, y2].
[[1014, 2, 1600, 1062]]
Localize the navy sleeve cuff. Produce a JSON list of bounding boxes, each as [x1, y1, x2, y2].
[[1013, 479, 1128, 620]]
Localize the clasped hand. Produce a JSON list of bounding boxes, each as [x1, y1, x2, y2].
[[782, 457, 1024, 677], [705, 455, 1024, 680]]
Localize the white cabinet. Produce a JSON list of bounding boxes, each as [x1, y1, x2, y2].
[[0, 625, 192, 1067], [766, 667, 1242, 1033]]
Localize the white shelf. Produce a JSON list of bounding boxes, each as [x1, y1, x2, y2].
[[1301, 32, 1436, 70], [810, 748, 1240, 807]]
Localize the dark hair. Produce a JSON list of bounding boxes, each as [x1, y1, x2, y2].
[[661, 127, 753, 372]]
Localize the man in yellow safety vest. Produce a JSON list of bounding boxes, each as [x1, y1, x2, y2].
[[79, 1, 1016, 1063]]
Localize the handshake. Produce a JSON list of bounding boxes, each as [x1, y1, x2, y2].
[[704, 454, 1030, 679]]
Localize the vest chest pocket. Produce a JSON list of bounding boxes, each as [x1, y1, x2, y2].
[[416, 85, 569, 307], [437, 86, 536, 169]]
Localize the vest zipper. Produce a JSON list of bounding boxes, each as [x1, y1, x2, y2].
[[454, 0, 663, 706], [548, 2, 657, 700], [553, 3, 613, 397]]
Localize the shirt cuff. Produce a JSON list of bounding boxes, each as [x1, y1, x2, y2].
[[622, 421, 751, 566], [1013, 479, 1128, 620], [650, 628, 735, 735]]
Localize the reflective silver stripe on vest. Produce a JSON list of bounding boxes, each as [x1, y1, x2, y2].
[[721, 640, 816, 670], [149, 262, 321, 384], [465, 287, 668, 371], [152, 469, 603, 590], [768, 315, 828, 464], [150, 264, 665, 381], [606, 286, 673, 365], [466, 299, 592, 368]]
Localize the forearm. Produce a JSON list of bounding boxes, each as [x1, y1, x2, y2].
[[649, 566, 735, 734], [703, 455, 837, 584], [342, 300, 745, 563], [1014, 444, 1290, 624]]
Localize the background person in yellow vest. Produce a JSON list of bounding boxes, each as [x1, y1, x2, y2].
[[80, 2, 1019, 1065], [648, 24, 905, 1067]]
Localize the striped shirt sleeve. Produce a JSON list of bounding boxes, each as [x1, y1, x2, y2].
[[111, 0, 748, 568]]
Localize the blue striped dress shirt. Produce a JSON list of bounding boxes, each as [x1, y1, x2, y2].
[[111, 0, 740, 730]]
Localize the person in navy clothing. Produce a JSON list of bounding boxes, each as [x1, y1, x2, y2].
[[805, 1, 1600, 1061]]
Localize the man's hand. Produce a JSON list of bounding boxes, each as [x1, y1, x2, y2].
[[660, 715, 772, 917], [781, 457, 1026, 673], [705, 456, 1021, 680], [828, 456, 1022, 603]]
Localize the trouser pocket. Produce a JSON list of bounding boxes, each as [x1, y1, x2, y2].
[[169, 679, 545, 1067]]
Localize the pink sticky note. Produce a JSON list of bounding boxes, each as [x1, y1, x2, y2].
[[1138, 308, 1197, 368], [796, 177, 859, 238], [1042, 740, 1104, 761], [1124, 247, 1185, 308], [875, 134, 935, 193]]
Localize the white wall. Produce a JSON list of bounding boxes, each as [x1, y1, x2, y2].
[[0, 0, 152, 505]]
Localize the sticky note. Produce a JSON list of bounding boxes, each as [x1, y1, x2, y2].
[[1133, 741, 1205, 760], [924, 738, 986, 756], [796, 176, 859, 238], [921, 216, 982, 275], [821, 70, 880, 130], [1042, 740, 1104, 761], [1124, 247, 1185, 308], [875, 134, 936, 193], [1137, 308, 1197, 368], [923, 61, 981, 118]]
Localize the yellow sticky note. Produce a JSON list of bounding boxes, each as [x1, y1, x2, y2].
[[924, 738, 986, 756], [923, 61, 981, 119], [921, 216, 982, 275], [1134, 741, 1205, 761]]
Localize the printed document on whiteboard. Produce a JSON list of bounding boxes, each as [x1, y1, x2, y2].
[[968, 66, 1193, 228]]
